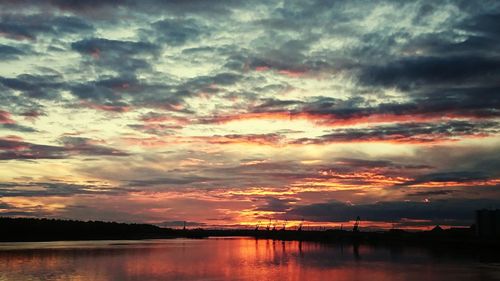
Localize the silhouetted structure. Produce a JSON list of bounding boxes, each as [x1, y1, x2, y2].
[[281, 220, 287, 231], [297, 219, 304, 231], [431, 225, 444, 233], [476, 209, 500, 238], [353, 216, 360, 232], [255, 221, 261, 231], [3, 215, 500, 250]]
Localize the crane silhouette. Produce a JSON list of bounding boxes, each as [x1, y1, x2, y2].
[[297, 219, 304, 231], [352, 216, 360, 232], [281, 219, 287, 231], [254, 221, 261, 231]]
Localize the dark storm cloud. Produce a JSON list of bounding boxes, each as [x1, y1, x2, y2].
[[70, 79, 131, 103], [224, 45, 335, 77], [72, 72, 242, 112], [48, 0, 123, 11], [0, 44, 25, 60], [360, 56, 500, 89], [0, 14, 93, 40], [144, 18, 206, 46], [460, 12, 500, 37], [287, 198, 500, 225], [352, 8, 500, 124], [71, 38, 158, 57], [255, 197, 298, 212], [68, 75, 185, 112], [44, 0, 240, 17], [202, 89, 499, 125], [397, 144, 500, 182], [0, 74, 64, 99], [71, 38, 159, 76], [412, 86, 500, 119], [293, 120, 499, 144], [0, 137, 129, 160]]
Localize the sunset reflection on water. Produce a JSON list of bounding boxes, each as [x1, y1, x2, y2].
[[0, 238, 498, 281]]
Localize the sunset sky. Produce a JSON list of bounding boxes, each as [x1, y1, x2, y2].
[[0, 0, 499, 230]]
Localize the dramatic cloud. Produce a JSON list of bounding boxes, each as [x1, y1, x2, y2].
[[0, 181, 124, 197], [286, 198, 500, 226], [293, 121, 499, 144], [0, 14, 93, 40], [0, 0, 498, 227], [0, 44, 25, 60], [0, 136, 129, 160]]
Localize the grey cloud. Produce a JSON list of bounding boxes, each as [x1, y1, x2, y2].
[[0, 181, 126, 197], [293, 120, 499, 144], [0, 74, 64, 100], [158, 220, 206, 227], [59, 136, 130, 157], [0, 137, 129, 161], [400, 171, 491, 186], [128, 176, 215, 187], [0, 44, 25, 60], [144, 18, 205, 46], [332, 158, 432, 170], [49, 0, 240, 17], [255, 197, 298, 212], [0, 14, 93, 40], [0, 123, 38, 133], [128, 124, 181, 136], [460, 12, 500, 37], [360, 56, 500, 89], [407, 190, 455, 197], [72, 38, 158, 56], [71, 38, 159, 75], [287, 198, 500, 225]]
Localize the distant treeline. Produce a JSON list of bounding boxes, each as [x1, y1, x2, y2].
[[0, 217, 179, 242], [2, 217, 498, 250]]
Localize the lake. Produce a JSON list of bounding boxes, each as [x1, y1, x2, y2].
[[0, 237, 499, 281]]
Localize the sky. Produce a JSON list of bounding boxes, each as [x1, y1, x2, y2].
[[0, 0, 499, 230]]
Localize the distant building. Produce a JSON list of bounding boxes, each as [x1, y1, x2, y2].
[[475, 209, 500, 238]]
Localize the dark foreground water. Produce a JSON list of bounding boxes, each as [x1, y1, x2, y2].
[[0, 237, 499, 281]]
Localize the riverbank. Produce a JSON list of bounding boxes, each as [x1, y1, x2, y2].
[[2, 217, 499, 250]]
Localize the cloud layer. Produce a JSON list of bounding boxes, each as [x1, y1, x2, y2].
[[0, 0, 499, 228]]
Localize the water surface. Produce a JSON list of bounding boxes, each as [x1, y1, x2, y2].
[[0, 237, 498, 281]]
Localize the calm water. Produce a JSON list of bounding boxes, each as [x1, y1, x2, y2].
[[0, 237, 499, 281]]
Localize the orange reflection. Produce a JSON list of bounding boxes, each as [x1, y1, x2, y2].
[[0, 238, 482, 281]]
